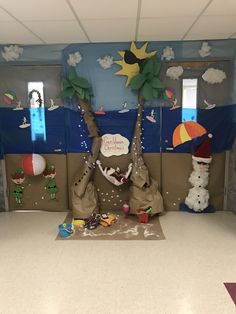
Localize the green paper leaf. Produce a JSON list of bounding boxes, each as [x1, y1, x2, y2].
[[74, 77, 91, 89], [72, 84, 83, 95], [60, 87, 75, 99], [149, 77, 163, 89], [146, 72, 154, 81], [141, 82, 153, 101], [68, 67, 78, 82], [142, 58, 154, 75], [62, 78, 71, 89], [79, 89, 85, 100], [153, 60, 162, 75], [130, 73, 146, 90], [152, 89, 159, 99]]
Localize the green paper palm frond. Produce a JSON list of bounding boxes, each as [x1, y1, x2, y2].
[[130, 56, 163, 101], [59, 67, 93, 101]]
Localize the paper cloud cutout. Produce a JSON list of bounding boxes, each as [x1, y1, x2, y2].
[[67, 51, 82, 67], [199, 42, 211, 58], [97, 55, 114, 69], [161, 46, 175, 61], [166, 66, 183, 80], [202, 68, 226, 84], [1, 45, 23, 61]]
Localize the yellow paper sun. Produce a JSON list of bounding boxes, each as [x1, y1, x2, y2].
[[115, 42, 157, 86]]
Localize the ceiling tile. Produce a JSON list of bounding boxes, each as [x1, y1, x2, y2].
[[138, 17, 195, 41], [82, 19, 136, 42], [70, 0, 138, 19], [0, 22, 42, 44], [140, 0, 209, 18], [0, 0, 75, 21], [0, 7, 14, 21], [185, 33, 232, 40], [185, 16, 236, 40], [24, 21, 88, 43], [204, 0, 236, 16]]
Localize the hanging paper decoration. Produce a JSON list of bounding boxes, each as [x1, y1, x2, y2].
[[118, 102, 130, 113], [202, 68, 226, 84], [11, 167, 25, 206], [172, 121, 207, 148], [170, 98, 181, 111], [161, 46, 175, 61], [97, 55, 114, 69], [146, 110, 156, 123], [43, 163, 58, 200], [95, 105, 105, 115], [3, 90, 17, 105], [1, 45, 23, 62], [166, 66, 183, 80], [13, 100, 23, 111], [199, 42, 211, 58], [67, 51, 82, 67], [22, 154, 46, 176], [163, 87, 174, 100], [204, 99, 216, 110], [115, 42, 157, 86], [19, 117, 30, 129], [48, 99, 59, 111]]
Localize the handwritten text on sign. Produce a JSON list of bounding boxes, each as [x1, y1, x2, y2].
[[101, 134, 130, 157]]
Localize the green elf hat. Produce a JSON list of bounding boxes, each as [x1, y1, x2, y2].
[[15, 167, 24, 174], [46, 162, 55, 171]]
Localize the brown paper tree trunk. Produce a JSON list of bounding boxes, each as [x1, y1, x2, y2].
[[129, 95, 164, 215], [72, 99, 101, 219]]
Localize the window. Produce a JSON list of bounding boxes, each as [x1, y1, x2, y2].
[[28, 81, 46, 142], [28, 81, 44, 108], [182, 78, 198, 122]]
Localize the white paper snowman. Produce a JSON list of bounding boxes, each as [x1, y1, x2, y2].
[[184, 134, 213, 212]]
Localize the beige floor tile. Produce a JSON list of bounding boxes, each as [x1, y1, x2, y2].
[[0, 211, 236, 314]]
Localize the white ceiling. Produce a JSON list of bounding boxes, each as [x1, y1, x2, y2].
[[0, 0, 235, 44]]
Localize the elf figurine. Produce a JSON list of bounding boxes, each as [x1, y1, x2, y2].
[[43, 163, 58, 200], [11, 167, 25, 206]]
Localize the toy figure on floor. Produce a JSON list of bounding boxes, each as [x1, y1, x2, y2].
[[96, 160, 132, 186], [11, 167, 25, 206], [43, 163, 58, 200], [180, 134, 215, 213]]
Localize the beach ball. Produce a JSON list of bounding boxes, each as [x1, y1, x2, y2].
[[22, 154, 46, 176], [3, 90, 16, 105]]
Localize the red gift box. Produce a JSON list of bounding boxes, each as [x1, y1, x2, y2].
[[136, 209, 149, 223]]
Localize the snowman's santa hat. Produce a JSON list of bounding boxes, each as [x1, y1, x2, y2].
[[192, 133, 213, 163]]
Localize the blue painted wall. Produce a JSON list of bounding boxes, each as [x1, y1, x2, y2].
[[1, 39, 236, 110]]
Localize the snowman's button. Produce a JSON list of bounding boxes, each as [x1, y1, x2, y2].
[[198, 195, 200, 197], [198, 176, 200, 178], [198, 201, 200, 204]]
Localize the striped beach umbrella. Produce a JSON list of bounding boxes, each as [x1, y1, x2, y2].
[[172, 121, 207, 148]]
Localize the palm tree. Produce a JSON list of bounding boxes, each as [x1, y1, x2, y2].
[[60, 67, 101, 219], [128, 56, 164, 214]]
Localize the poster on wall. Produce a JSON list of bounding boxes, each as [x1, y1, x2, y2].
[[100, 134, 129, 157]]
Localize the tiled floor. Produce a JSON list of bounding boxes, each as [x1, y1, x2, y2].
[[0, 211, 236, 314]]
